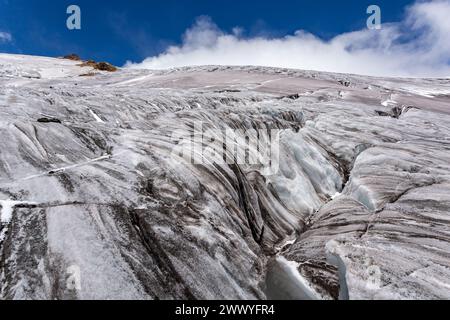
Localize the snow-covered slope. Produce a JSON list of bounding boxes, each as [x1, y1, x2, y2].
[[0, 53, 450, 300]]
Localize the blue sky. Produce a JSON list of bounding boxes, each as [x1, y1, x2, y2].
[[0, 0, 414, 66]]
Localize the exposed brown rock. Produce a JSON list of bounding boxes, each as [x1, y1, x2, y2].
[[94, 62, 118, 72], [63, 54, 81, 61]]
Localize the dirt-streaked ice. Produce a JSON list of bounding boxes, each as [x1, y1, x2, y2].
[[0, 53, 450, 300]]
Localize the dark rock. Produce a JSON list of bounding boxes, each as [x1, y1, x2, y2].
[[37, 117, 61, 124], [64, 54, 81, 61], [338, 80, 351, 87], [94, 62, 118, 72]]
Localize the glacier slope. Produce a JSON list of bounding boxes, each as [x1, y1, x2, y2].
[[0, 54, 450, 299]]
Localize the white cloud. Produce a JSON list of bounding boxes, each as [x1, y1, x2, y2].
[[126, 0, 450, 77], [0, 31, 12, 43]]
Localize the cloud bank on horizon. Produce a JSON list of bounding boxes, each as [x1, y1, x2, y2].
[[126, 0, 450, 77]]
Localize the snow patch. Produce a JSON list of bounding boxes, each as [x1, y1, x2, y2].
[[0, 200, 35, 224], [331, 192, 341, 200], [381, 99, 397, 107], [400, 86, 450, 98], [275, 237, 297, 252]]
